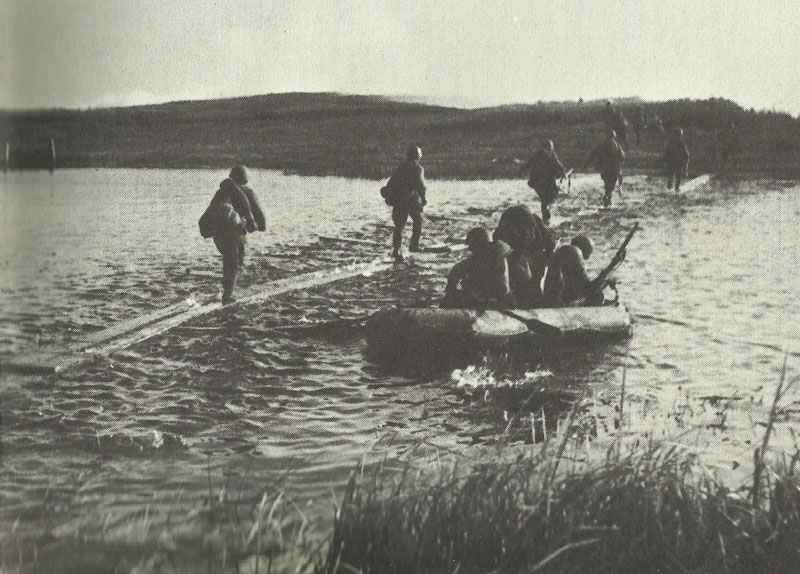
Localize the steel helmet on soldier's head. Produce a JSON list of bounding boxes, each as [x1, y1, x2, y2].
[[406, 145, 422, 160], [466, 227, 491, 250], [230, 165, 249, 185], [571, 235, 594, 259]]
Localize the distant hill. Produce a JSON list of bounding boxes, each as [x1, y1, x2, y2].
[[1, 92, 798, 178]]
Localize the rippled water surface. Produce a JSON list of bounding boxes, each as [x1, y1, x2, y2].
[[2, 169, 799, 566]]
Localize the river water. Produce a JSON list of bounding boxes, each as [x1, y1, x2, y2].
[[1, 169, 799, 568]]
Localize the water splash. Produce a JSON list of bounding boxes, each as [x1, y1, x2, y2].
[[451, 364, 553, 389]]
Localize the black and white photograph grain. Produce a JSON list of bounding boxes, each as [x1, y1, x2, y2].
[[2, 1, 800, 572]]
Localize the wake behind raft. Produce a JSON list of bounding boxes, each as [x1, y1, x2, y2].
[[365, 223, 639, 364]]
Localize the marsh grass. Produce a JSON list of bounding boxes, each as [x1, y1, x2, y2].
[[323, 364, 800, 574]]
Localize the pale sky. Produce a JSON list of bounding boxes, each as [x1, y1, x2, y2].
[[2, 0, 798, 114]]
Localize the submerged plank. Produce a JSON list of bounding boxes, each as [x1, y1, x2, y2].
[[318, 235, 386, 248], [1, 259, 397, 375], [680, 174, 712, 193], [3, 297, 203, 374]]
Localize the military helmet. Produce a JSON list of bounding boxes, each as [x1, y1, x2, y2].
[[466, 227, 491, 249], [571, 235, 594, 259], [229, 165, 249, 185], [406, 145, 422, 160]]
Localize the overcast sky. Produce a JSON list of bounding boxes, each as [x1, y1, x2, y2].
[[2, 0, 798, 114]]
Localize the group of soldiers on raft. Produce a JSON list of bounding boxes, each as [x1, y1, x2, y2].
[[201, 103, 692, 306]]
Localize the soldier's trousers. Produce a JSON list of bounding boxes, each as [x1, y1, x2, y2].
[[214, 233, 246, 302], [392, 207, 423, 254], [601, 171, 620, 206]]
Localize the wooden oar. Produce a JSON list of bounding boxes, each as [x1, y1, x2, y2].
[[498, 309, 562, 337]]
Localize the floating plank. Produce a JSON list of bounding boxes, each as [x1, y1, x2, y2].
[[679, 174, 712, 194], [318, 235, 385, 248], [3, 297, 203, 374], [426, 214, 488, 225], [1, 259, 398, 375]]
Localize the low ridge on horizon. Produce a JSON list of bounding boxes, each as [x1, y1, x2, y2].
[[0, 90, 770, 117]]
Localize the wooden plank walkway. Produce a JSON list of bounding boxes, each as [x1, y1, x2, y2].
[[2, 258, 400, 375]]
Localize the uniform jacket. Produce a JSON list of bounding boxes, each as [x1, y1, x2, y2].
[[543, 244, 592, 305], [587, 138, 625, 174], [527, 149, 566, 189], [447, 240, 511, 303], [386, 160, 427, 210], [663, 138, 690, 170]]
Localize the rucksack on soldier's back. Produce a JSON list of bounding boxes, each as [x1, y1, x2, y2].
[[199, 200, 243, 238], [380, 182, 397, 206]]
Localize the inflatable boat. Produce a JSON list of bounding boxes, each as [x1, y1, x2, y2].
[[365, 305, 633, 361]]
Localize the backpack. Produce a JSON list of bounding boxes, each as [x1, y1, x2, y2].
[[380, 183, 396, 206], [198, 200, 218, 238]]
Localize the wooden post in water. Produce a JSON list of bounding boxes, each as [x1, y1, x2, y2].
[[3, 141, 8, 173], [49, 138, 56, 172]]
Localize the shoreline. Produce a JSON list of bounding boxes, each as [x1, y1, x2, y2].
[[3, 93, 799, 180], [4, 163, 800, 183]]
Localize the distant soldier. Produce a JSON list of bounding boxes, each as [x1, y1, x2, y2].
[[442, 227, 512, 309], [526, 139, 567, 225], [200, 165, 266, 304], [585, 129, 625, 208], [632, 106, 646, 145], [651, 114, 666, 137], [718, 122, 741, 170], [663, 128, 690, 191], [493, 204, 556, 307], [603, 101, 628, 147], [543, 235, 600, 306], [382, 145, 427, 260]]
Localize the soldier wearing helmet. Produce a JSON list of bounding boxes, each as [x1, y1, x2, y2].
[[442, 227, 512, 309], [526, 139, 568, 225], [663, 127, 690, 191], [382, 145, 427, 260], [543, 234, 600, 306], [200, 164, 266, 304], [585, 129, 625, 207]]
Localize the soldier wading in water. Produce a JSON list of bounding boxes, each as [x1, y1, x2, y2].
[[526, 139, 568, 225], [381, 145, 427, 261], [199, 165, 266, 304]]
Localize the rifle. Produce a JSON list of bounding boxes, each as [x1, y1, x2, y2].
[[587, 222, 640, 296]]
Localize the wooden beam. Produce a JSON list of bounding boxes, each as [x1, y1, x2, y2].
[[680, 174, 711, 193], [1, 258, 397, 375], [318, 235, 386, 248]]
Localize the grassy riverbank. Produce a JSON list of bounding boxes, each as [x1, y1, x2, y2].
[[2, 93, 799, 178]]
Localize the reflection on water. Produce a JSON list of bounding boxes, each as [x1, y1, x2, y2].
[[1, 169, 799, 560]]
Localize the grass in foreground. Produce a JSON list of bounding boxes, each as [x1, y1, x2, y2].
[[4, 364, 798, 573], [324, 365, 800, 574]]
